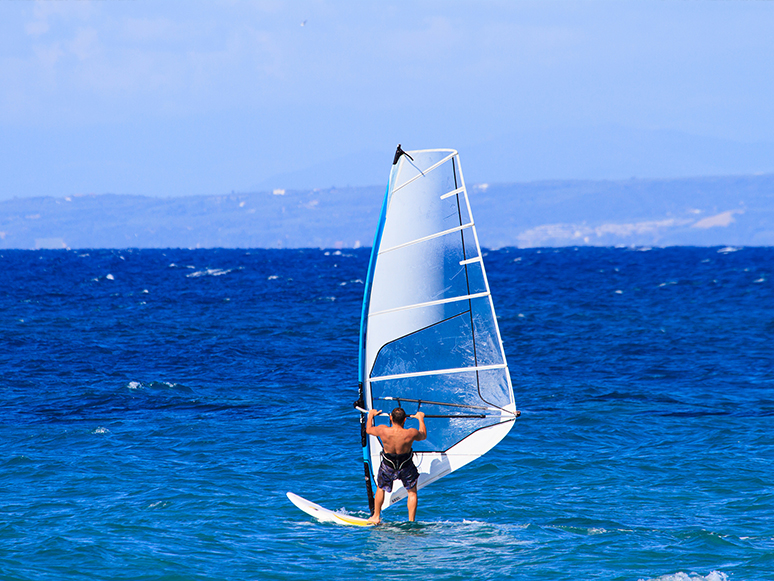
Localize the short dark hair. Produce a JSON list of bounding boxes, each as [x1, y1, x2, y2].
[[390, 407, 407, 425]]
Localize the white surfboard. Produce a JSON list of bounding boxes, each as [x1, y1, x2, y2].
[[286, 492, 374, 527]]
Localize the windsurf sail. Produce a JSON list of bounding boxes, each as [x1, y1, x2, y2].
[[355, 147, 519, 512]]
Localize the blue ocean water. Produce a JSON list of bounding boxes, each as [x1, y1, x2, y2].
[[1, 246, 772, 581]]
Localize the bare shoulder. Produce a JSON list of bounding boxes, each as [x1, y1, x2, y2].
[[408, 426, 426, 442], [366, 423, 389, 436]]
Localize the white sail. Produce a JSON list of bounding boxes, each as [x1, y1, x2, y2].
[[358, 148, 518, 511]]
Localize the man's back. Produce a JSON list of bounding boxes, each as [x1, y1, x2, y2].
[[380, 424, 421, 455]]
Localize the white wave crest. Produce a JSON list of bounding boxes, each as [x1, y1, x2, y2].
[[187, 268, 233, 278], [639, 571, 728, 581]]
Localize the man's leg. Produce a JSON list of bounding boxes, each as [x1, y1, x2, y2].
[[406, 487, 418, 521], [368, 487, 384, 524]]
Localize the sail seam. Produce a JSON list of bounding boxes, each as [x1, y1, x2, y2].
[[453, 156, 484, 426], [378, 222, 475, 255], [370, 363, 507, 382], [369, 291, 490, 317]]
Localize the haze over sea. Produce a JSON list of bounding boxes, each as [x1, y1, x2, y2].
[[1, 246, 772, 581]]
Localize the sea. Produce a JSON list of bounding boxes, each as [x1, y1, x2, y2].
[[1, 246, 772, 581]]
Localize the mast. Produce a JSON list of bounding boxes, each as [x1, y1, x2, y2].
[[354, 147, 397, 514]]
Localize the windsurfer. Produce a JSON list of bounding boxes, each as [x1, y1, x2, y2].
[[365, 407, 427, 524]]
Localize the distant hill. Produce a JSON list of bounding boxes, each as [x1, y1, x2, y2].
[[1, 175, 773, 249]]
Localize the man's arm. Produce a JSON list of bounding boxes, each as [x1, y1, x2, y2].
[[411, 411, 427, 441], [365, 409, 386, 436]]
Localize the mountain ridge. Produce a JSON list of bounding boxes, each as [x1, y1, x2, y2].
[[2, 174, 773, 250]]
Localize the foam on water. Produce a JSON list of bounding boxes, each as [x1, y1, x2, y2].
[[640, 572, 729, 581], [186, 267, 235, 277]]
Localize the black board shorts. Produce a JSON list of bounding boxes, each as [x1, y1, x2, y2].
[[377, 458, 419, 492]]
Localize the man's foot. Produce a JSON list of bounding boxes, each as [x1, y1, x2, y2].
[[367, 515, 381, 525]]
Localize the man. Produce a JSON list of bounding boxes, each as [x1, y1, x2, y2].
[[365, 407, 427, 524]]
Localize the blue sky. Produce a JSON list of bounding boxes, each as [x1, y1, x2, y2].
[[2, 0, 773, 200]]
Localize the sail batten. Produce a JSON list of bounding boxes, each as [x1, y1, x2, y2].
[[369, 291, 490, 318], [440, 186, 465, 200], [358, 147, 518, 513], [378, 222, 474, 255]]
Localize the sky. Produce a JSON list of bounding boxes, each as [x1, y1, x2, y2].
[[1, 0, 774, 200]]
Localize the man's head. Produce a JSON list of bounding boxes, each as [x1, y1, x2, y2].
[[390, 407, 407, 426]]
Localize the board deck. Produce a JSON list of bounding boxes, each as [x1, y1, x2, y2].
[[286, 492, 374, 527]]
